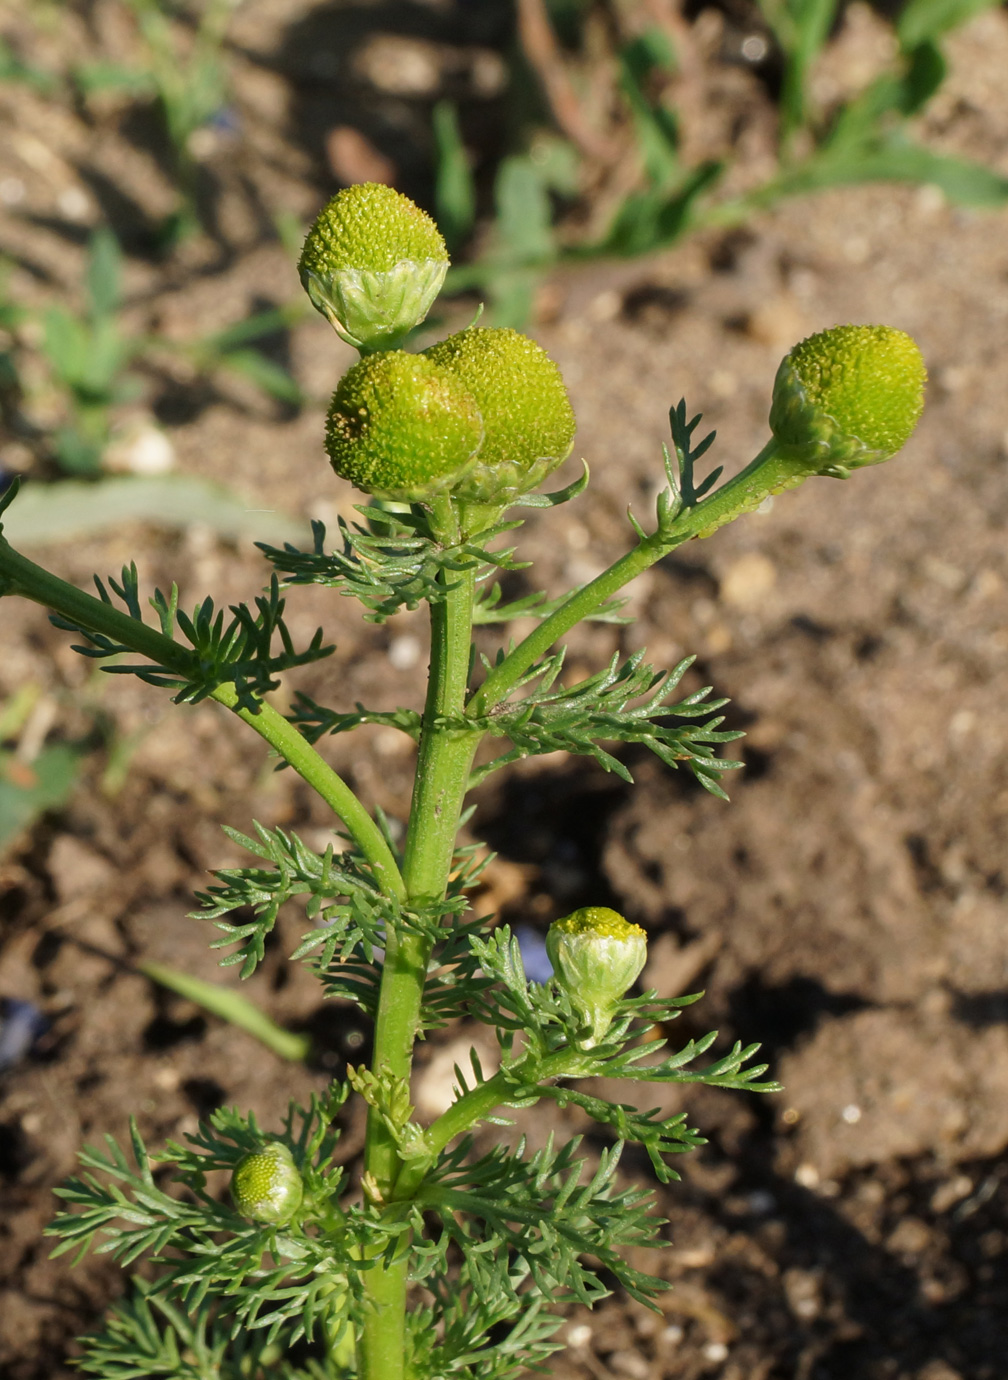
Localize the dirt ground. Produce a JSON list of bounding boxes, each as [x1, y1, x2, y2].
[[2, 2, 1008, 1378]]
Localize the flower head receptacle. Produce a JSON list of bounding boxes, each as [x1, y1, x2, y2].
[[424, 326, 576, 505], [299, 183, 449, 352], [546, 906, 648, 1047], [325, 350, 483, 502], [769, 324, 926, 475], [230, 1142, 304, 1227]]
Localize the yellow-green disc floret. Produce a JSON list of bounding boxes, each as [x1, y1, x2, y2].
[[770, 324, 926, 473], [299, 183, 449, 351], [325, 351, 483, 502], [546, 906, 648, 1047], [550, 906, 644, 943], [230, 1142, 304, 1227], [424, 327, 576, 502]]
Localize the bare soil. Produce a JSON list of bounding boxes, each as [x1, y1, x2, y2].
[[2, 3, 1008, 1379]]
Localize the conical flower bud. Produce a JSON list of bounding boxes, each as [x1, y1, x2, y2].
[[769, 324, 926, 474], [424, 327, 576, 503], [546, 906, 647, 1046], [325, 351, 483, 502], [231, 1142, 304, 1226], [299, 183, 449, 352]]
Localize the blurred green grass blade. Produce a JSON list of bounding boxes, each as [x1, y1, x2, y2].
[[83, 318, 133, 397], [0, 743, 84, 854], [72, 60, 155, 98], [433, 100, 477, 253], [139, 961, 311, 1063], [824, 48, 945, 151], [197, 304, 303, 355], [0, 685, 40, 741], [897, 0, 1002, 48], [599, 160, 724, 257], [494, 156, 555, 266], [43, 307, 91, 388], [86, 228, 123, 320], [216, 348, 303, 405], [782, 141, 1008, 206], [757, 0, 839, 59], [620, 30, 680, 186], [899, 40, 947, 114], [791, 0, 840, 60], [54, 429, 105, 476], [758, 0, 840, 135], [0, 37, 60, 94], [487, 269, 541, 331], [0, 476, 309, 546]]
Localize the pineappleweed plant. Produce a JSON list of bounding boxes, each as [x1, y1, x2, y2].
[[0, 183, 926, 1379]]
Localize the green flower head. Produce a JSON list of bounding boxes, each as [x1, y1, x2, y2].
[[325, 350, 483, 502], [230, 1142, 304, 1227], [299, 183, 449, 352], [769, 324, 926, 474], [424, 327, 576, 503], [546, 906, 647, 1047]]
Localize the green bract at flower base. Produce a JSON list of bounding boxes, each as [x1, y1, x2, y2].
[[230, 1142, 304, 1226], [424, 326, 576, 506], [299, 183, 449, 353], [769, 324, 926, 476], [325, 351, 483, 502], [547, 906, 648, 1047]]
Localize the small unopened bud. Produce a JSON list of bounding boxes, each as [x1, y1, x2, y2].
[[325, 351, 483, 502], [299, 183, 449, 352], [424, 327, 576, 503], [230, 1142, 304, 1226], [546, 906, 647, 1046], [769, 324, 926, 474]]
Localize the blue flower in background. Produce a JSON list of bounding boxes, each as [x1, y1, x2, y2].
[[0, 997, 48, 1073], [514, 925, 553, 984]]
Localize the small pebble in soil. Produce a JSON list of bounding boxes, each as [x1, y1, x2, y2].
[[388, 635, 421, 670], [930, 1174, 973, 1214], [608, 1349, 649, 1379], [783, 1267, 823, 1320], [703, 1341, 730, 1362], [747, 1189, 777, 1215], [741, 33, 769, 62], [566, 1324, 592, 1349], [917, 1363, 963, 1380], [57, 186, 90, 220]]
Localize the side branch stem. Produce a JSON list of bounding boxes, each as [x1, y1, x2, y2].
[[0, 537, 404, 897], [392, 1047, 588, 1202], [469, 439, 802, 715]]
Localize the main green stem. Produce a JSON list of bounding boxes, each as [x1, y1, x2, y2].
[[360, 509, 481, 1380]]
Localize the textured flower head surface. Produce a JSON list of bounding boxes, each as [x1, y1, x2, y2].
[[547, 906, 648, 1046], [770, 324, 926, 473], [424, 326, 576, 503], [230, 1142, 304, 1227], [325, 350, 483, 502], [299, 183, 449, 351]]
